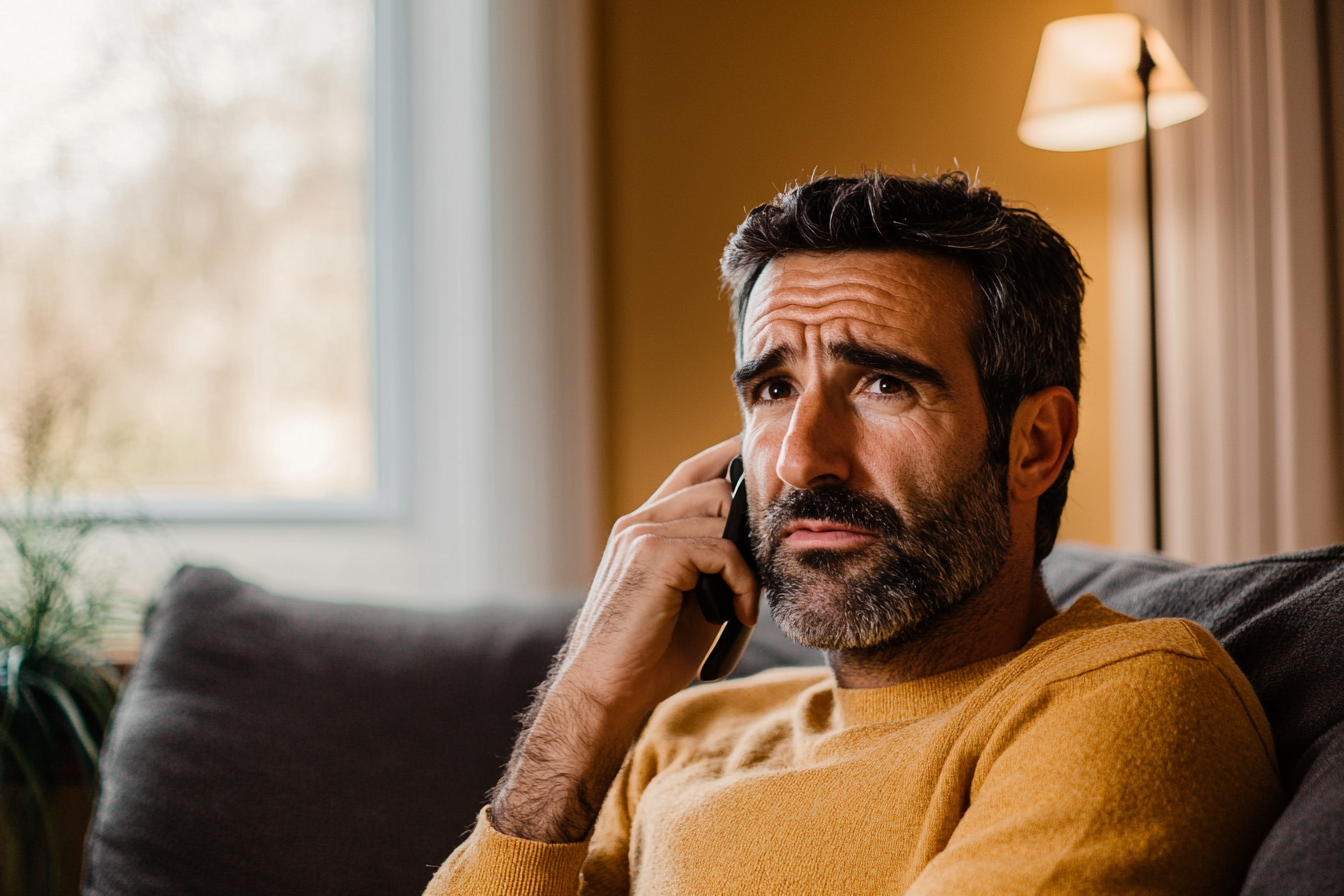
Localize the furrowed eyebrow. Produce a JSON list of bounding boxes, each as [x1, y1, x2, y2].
[[732, 341, 950, 398], [826, 342, 951, 393], [732, 345, 799, 397]]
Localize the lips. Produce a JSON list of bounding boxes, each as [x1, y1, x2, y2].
[[781, 520, 879, 549]]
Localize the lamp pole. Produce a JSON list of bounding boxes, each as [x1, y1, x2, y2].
[[1138, 34, 1163, 552]]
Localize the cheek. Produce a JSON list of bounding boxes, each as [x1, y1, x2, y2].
[[741, 425, 782, 505], [855, 417, 963, 500]]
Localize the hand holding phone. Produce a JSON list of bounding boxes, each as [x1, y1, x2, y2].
[[691, 455, 756, 681], [490, 439, 753, 843]]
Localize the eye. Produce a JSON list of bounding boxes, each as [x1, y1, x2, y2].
[[867, 375, 909, 396], [758, 380, 794, 401]]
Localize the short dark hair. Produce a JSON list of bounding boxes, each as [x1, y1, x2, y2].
[[721, 171, 1085, 565]]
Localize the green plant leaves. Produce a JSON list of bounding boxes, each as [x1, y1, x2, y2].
[[0, 510, 130, 896], [0, 721, 62, 896], [25, 673, 100, 771]]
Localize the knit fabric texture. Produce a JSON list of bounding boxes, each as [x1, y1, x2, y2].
[[427, 597, 1282, 896]]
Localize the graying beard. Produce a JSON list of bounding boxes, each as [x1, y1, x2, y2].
[[758, 461, 1011, 651]]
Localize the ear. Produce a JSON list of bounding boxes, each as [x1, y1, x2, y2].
[[1007, 386, 1078, 503]]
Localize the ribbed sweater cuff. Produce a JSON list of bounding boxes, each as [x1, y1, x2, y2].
[[424, 806, 590, 896]]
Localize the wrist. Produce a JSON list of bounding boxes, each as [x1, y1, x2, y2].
[[490, 685, 646, 843]]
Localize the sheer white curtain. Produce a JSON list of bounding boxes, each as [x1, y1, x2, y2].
[[1109, 0, 1343, 562]]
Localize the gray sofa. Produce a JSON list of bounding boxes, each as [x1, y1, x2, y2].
[[83, 543, 1344, 895]]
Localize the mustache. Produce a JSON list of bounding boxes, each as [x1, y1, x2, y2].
[[759, 485, 906, 543]]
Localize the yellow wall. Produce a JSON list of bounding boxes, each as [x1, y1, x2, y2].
[[595, 0, 1114, 547]]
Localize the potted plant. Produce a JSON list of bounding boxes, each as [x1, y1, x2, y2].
[[0, 509, 124, 896]]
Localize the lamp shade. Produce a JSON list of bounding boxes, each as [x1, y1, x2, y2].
[[1018, 14, 1207, 152]]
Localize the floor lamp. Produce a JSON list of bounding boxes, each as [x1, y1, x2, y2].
[[1018, 14, 1207, 551]]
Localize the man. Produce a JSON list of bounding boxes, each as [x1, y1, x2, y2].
[[427, 172, 1281, 895]]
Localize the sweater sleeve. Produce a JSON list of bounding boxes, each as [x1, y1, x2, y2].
[[421, 807, 591, 896], [422, 752, 644, 896], [906, 627, 1283, 896]]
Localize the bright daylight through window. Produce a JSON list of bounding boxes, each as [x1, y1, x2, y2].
[[0, 0, 374, 505]]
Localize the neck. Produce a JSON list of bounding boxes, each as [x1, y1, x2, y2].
[[827, 562, 1057, 689]]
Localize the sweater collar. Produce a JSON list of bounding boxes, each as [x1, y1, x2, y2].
[[832, 651, 1017, 728], [829, 595, 1116, 729]]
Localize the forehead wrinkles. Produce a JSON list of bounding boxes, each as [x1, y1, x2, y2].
[[745, 302, 903, 360], [744, 280, 949, 358]]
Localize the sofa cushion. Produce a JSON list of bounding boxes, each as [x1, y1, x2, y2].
[[1043, 542, 1344, 896], [84, 566, 820, 896]]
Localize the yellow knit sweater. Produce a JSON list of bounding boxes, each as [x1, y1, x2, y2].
[[428, 597, 1282, 896]]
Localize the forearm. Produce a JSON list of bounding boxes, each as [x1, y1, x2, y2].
[[491, 679, 649, 843], [426, 439, 751, 894]]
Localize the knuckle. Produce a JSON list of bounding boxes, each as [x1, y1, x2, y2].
[[622, 521, 659, 540], [612, 511, 643, 534], [630, 532, 662, 552]]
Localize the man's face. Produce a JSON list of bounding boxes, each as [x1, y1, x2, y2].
[[734, 249, 1012, 651]]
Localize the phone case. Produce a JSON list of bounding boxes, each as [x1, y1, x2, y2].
[[692, 455, 756, 681]]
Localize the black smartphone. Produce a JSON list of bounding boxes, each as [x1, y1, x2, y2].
[[692, 455, 757, 682]]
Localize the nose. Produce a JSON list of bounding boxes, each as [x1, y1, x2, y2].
[[775, 385, 853, 489]]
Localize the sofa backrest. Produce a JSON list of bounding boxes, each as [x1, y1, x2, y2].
[[1042, 542, 1344, 896]]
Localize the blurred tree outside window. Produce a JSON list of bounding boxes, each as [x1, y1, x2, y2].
[[0, 0, 374, 503]]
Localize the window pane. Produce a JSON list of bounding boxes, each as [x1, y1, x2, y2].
[[0, 0, 373, 501]]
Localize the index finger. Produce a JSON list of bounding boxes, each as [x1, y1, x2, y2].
[[644, 436, 742, 506]]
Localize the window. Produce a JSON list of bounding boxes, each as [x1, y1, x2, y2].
[[0, 0, 595, 603], [0, 0, 379, 510]]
